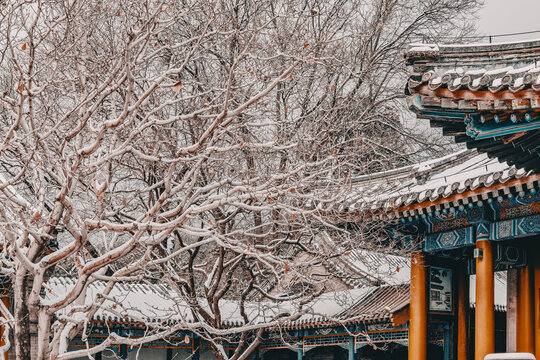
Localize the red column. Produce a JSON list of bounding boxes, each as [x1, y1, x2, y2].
[[475, 238, 494, 360], [517, 262, 535, 353], [409, 252, 427, 360]]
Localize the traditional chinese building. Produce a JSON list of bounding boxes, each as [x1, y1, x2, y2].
[[45, 253, 414, 360], [6, 38, 540, 360], [404, 39, 540, 360], [42, 148, 519, 360]]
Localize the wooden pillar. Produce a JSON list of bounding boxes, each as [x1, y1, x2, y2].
[[409, 251, 428, 360], [517, 262, 535, 353], [457, 265, 469, 360], [475, 236, 494, 360], [507, 269, 518, 352]]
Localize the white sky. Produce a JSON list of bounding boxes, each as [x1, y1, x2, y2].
[[478, 0, 540, 42]]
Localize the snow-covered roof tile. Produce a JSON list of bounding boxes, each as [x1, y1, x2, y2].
[[45, 276, 406, 329], [344, 149, 533, 215], [46, 264, 509, 330]]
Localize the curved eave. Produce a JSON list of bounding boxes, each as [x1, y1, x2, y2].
[[405, 39, 540, 169], [393, 173, 540, 216], [406, 90, 540, 172]]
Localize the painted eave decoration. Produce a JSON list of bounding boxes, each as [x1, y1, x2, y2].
[[405, 39, 540, 171]]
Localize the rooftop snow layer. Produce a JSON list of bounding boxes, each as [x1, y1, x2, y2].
[[46, 276, 405, 328], [324, 149, 532, 216]]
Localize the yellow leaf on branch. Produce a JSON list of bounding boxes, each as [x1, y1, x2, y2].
[[172, 81, 182, 92]]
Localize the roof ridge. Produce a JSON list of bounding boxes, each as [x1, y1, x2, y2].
[[348, 149, 472, 184]]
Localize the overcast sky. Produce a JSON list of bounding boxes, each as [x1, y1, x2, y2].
[[478, 0, 540, 42]]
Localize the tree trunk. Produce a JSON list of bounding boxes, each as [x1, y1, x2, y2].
[[211, 341, 228, 360], [13, 273, 31, 359], [36, 310, 51, 359]]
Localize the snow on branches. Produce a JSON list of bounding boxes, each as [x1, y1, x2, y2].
[[0, 0, 479, 359]]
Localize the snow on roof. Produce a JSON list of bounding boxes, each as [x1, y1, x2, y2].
[[46, 277, 403, 329], [316, 232, 410, 288], [405, 39, 540, 173], [344, 250, 410, 286], [330, 149, 531, 215], [291, 286, 379, 326], [407, 60, 540, 93], [337, 284, 410, 322], [324, 248, 410, 288], [47, 266, 508, 329], [47, 277, 195, 324], [406, 38, 540, 68]]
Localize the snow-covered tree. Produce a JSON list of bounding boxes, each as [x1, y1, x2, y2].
[[0, 0, 479, 358]]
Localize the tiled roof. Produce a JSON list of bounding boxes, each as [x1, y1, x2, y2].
[[282, 286, 385, 327], [406, 43, 540, 94], [405, 40, 540, 171], [47, 269, 507, 330], [337, 284, 409, 322], [406, 40, 540, 70], [318, 232, 410, 288], [411, 65, 540, 93], [329, 149, 534, 218], [45, 277, 405, 329]]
